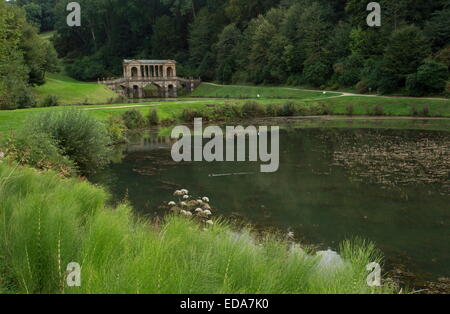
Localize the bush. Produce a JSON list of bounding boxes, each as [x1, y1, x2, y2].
[[421, 104, 430, 117], [5, 131, 75, 176], [410, 105, 419, 116], [241, 101, 266, 118], [40, 95, 59, 107], [180, 108, 208, 122], [122, 109, 146, 129], [23, 109, 111, 174], [280, 102, 297, 116], [106, 115, 127, 144], [147, 109, 159, 126], [346, 104, 354, 116], [368, 104, 385, 116], [266, 104, 279, 117], [316, 103, 332, 115], [160, 118, 176, 126], [211, 103, 242, 121], [356, 79, 369, 94]]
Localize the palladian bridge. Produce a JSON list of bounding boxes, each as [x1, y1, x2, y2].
[[99, 60, 201, 98]]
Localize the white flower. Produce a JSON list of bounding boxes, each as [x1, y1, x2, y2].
[[202, 197, 210, 203], [181, 189, 189, 195], [0, 152, 4, 159], [195, 208, 203, 213], [203, 210, 212, 216], [174, 190, 183, 196], [183, 195, 189, 200], [197, 199, 203, 205], [180, 202, 187, 207], [181, 210, 192, 216], [206, 220, 214, 226], [168, 201, 176, 206]]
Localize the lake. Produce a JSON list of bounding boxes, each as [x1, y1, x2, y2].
[[91, 117, 450, 288]]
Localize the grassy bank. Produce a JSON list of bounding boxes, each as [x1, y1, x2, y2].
[[0, 162, 394, 294], [0, 97, 449, 135], [34, 73, 118, 105], [190, 83, 342, 99]]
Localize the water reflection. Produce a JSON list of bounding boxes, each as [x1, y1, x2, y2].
[[91, 119, 450, 286]]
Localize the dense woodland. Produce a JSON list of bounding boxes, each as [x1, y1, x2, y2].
[[1, 0, 449, 109]]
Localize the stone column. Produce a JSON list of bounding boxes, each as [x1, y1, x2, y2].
[[173, 85, 178, 98]]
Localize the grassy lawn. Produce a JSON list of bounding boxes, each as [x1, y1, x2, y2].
[[34, 73, 118, 105], [314, 96, 450, 117], [0, 79, 448, 135], [190, 82, 342, 99]]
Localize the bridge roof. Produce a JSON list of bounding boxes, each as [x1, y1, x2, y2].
[[124, 59, 176, 64]]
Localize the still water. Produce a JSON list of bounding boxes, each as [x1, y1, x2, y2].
[[91, 118, 450, 285]]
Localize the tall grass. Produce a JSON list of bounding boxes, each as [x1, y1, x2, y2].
[[0, 163, 395, 294]]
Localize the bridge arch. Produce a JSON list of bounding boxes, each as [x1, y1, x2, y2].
[[131, 67, 138, 78], [143, 82, 163, 98], [167, 66, 174, 77]]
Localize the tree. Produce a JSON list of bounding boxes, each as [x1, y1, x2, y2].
[[303, 53, 331, 87], [151, 15, 181, 59], [424, 8, 450, 51], [382, 25, 431, 89], [215, 24, 242, 84], [406, 60, 448, 96]]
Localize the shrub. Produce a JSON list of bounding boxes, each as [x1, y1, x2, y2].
[[147, 109, 159, 126], [410, 105, 419, 116], [280, 102, 297, 116], [266, 104, 279, 117], [241, 101, 266, 118], [421, 104, 430, 117], [180, 108, 208, 122], [160, 118, 176, 126], [210, 104, 241, 121], [316, 103, 332, 115], [24, 109, 111, 174], [5, 131, 75, 176], [106, 115, 127, 144], [40, 95, 59, 107], [445, 82, 450, 98], [122, 109, 146, 129], [368, 104, 385, 116], [346, 104, 354, 116], [356, 79, 369, 94]]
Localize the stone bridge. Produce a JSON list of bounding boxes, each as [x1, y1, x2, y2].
[[99, 60, 201, 98]]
